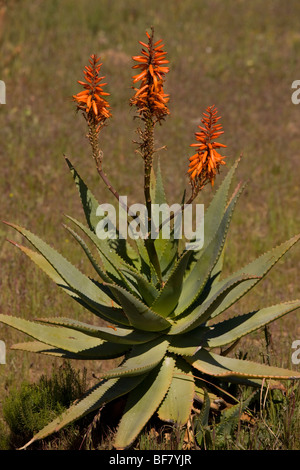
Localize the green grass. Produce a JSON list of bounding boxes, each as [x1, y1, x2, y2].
[[0, 361, 87, 449], [2, 372, 298, 450], [0, 0, 299, 449]]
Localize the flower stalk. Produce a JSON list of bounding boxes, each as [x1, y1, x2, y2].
[[130, 28, 170, 284], [72, 54, 129, 215], [130, 28, 170, 211]]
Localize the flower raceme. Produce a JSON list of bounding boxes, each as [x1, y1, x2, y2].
[[72, 54, 111, 128], [188, 105, 227, 189], [130, 30, 170, 121]]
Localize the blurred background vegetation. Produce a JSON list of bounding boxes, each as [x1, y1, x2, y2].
[[0, 0, 299, 449]]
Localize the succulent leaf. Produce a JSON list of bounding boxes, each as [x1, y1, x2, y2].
[[174, 182, 245, 315], [208, 232, 300, 320], [5, 242, 126, 324], [120, 268, 160, 305], [185, 157, 242, 281], [65, 215, 134, 289], [152, 159, 169, 260], [66, 157, 144, 272], [150, 249, 192, 317], [186, 349, 300, 379], [209, 239, 226, 286], [10, 340, 130, 359], [63, 223, 111, 283], [65, 156, 101, 233], [205, 300, 300, 348], [35, 316, 161, 344], [4, 222, 131, 325], [157, 357, 194, 424], [114, 355, 175, 449], [150, 159, 181, 279], [107, 283, 172, 331], [169, 274, 260, 335], [167, 325, 210, 356], [194, 388, 211, 446], [9, 242, 75, 293], [213, 391, 256, 443], [203, 156, 242, 247], [0, 314, 128, 357], [133, 237, 156, 282], [99, 337, 169, 379], [159, 236, 180, 281]]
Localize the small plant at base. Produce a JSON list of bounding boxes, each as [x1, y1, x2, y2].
[[2, 362, 87, 449], [0, 28, 300, 450]]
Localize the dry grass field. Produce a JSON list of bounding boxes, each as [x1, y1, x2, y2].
[[0, 0, 299, 449]]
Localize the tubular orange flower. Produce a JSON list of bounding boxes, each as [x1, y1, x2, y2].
[[188, 105, 227, 191], [73, 54, 111, 129], [130, 29, 170, 122]]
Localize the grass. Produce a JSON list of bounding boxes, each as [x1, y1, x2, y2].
[[0, 0, 299, 450], [1, 371, 299, 450], [0, 361, 87, 449]]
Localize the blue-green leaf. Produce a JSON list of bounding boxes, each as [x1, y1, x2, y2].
[[107, 283, 172, 332], [114, 355, 175, 449], [168, 274, 260, 335], [186, 349, 300, 379], [36, 316, 161, 345], [158, 357, 194, 424], [11, 340, 129, 360], [65, 156, 101, 232], [4, 222, 129, 326], [100, 337, 169, 379], [174, 183, 245, 315], [0, 314, 127, 356], [120, 268, 160, 305], [205, 300, 300, 348], [151, 249, 192, 317], [208, 233, 300, 320]]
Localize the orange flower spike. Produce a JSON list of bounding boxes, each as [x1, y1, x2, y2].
[[73, 54, 111, 126], [188, 105, 227, 190], [130, 29, 170, 122]]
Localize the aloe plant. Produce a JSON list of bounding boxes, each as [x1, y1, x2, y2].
[[1, 156, 300, 449], [1, 30, 300, 450]]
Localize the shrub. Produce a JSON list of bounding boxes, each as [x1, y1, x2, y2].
[[2, 361, 86, 449]]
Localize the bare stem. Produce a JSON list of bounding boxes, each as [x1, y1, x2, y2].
[[142, 115, 163, 284], [88, 121, 131, 216], [143, 116, 155, 227]]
